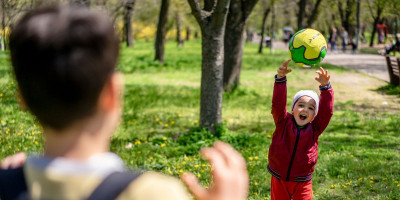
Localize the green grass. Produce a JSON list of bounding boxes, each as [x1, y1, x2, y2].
[[1, 40, 399, 199]]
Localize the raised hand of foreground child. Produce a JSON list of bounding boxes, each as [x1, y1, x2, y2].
[[181, 141, 249, 200], [277, 59, 292, 77], [0, 152, 26, 169], [315, 67, 330, 86]]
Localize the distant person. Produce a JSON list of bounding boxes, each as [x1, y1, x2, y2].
[[0, 5, 249, 200], [340, 28, 348, 52], [267, 60, 334, 200], [380, 35, 400, 55], [328, 27, 338, 52]]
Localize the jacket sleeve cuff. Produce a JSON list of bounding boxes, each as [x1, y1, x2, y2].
[[319, 82, 332, 91], [275, 74, 287, 83]]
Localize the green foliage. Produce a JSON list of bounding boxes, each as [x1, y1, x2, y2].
[[1, 40, 399, 199], [376, 84, 400, 97]]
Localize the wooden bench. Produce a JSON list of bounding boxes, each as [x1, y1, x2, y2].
[[384, 55, 400, 85]]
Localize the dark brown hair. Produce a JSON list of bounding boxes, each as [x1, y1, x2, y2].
[[9, 5, 120, 130]]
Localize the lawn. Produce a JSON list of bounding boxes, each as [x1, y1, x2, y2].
[[0, 40, 399, 199]]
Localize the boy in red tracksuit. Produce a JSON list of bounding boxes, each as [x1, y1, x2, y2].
[[267, 60, 334, 200]]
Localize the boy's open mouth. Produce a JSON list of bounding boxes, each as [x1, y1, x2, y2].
[[299, 114, 307, 120]]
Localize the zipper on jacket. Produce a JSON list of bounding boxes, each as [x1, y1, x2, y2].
[[286, 128, 301, 181]]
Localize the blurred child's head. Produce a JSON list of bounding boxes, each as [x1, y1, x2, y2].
[[291, 90, 319, 126], [9, 5, 120, 131]]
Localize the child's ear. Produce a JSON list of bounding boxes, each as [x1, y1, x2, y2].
[[17, 89, 28, 111], [98, 72, 124, 112]]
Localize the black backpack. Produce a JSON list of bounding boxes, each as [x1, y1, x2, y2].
[[0, 167, 141, 200]]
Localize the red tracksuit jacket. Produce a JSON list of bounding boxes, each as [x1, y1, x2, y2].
[[267, 75, 334, 182]]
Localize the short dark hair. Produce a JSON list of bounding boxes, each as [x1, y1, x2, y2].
[[9, 5, 120, 130]]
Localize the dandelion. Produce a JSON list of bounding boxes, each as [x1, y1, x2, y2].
[[249, 157, 253, 161], [370, 180, 374, 183], [197, 173, 201, 178], [194, 120, 198, 124], [397, 184, 400, 187], [164, 124, 168, 127], [182, 161, 186, 165], [160, 143, 166, 147], [265, 198, 269, 200], [341, 184, 346, 188], [194, 165, 199, 168], [35, 141, 38, 145], [169, 170, 173, 175], [254, 156, 259, 160], [370, 177, 374, 180], [267, 133, 272, 138], [171, 121, 175, 125], [330, 184, 336, 189], [254, 182, 258, 186], [324, 169, 327, 171], [134, 141, 141, 145], [202, 164, 206, 167], [350, 154, 354, 157], [254, 192, 258, 195], [184, 157, 189, 161], [333, 152, 337, 154], [358, 178, 363, 181], [178, 113, 182, 117], [346, 181, 352, 185]]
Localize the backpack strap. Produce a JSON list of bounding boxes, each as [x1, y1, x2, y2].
[[0, 167, 27, 200], [86, 171, 142, 200]]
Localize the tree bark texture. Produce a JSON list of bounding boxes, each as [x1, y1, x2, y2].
[[187, 0, 230, 133], [369, 5, 383, 47], [124, 0, 135, 47], [176, 13, 184, 47], [223, 0, 258, 92], [258, 7, 271, 54], [297, 0, 306, 30], [155, 0, 170, 62]]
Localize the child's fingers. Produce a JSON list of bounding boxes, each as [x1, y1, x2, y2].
[[282, 59, 291, 67]]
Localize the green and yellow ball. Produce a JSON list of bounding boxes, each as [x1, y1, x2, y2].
[[289, 28, 327, 67]]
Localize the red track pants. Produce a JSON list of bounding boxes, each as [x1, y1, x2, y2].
[[270, 176, 313, 200]]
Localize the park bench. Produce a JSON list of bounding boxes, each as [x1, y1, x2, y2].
[[384, 55, 400, 85]]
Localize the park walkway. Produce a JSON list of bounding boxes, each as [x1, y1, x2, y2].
[[273, 41, 390, 82], [323, 52, 389, 82]]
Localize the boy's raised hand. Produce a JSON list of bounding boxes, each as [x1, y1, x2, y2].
[[277, 59, 292, 77], [315, 67, 330, 86], [182, 141, 248, 200]]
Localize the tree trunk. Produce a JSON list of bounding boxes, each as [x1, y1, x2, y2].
[[222, 0, 258, 92], [306, 0, 323, 27], [124, 0, 135, 47], [355, 0, 360, 49], [270, 2, 275, 54], [370, 17, 379, 47], [1, 0, 6, 50], [297, 0, 306, 30], [258, 7, 270, 54], [176, 13, 184, 47], [187, 0, 230, 134], [223, 23, 246, 91], [186, 27, 191, 41], [155, 0, 170, 62], [199, 31, 224, 133]]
